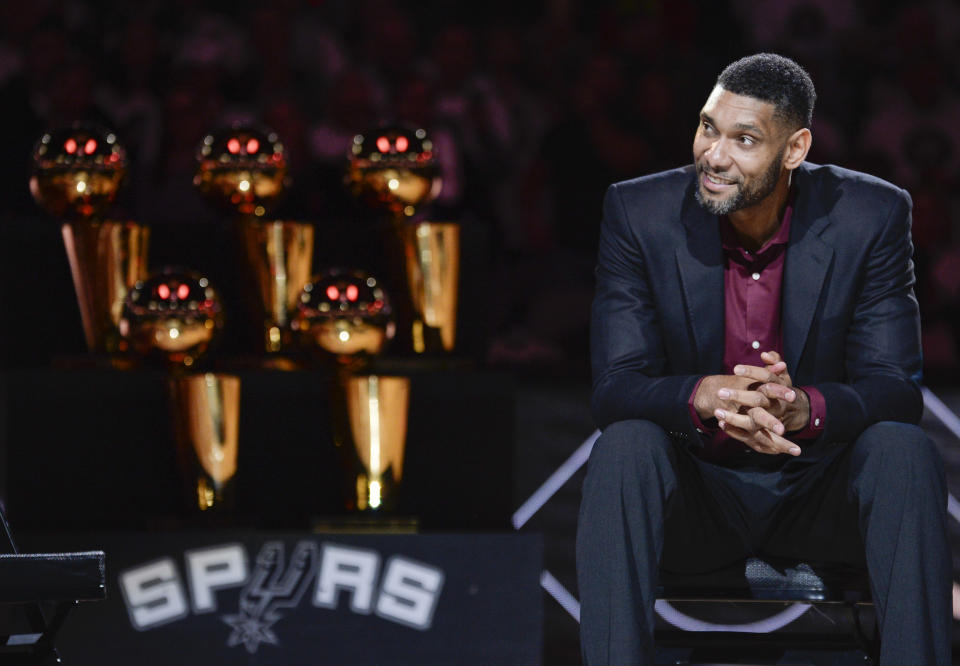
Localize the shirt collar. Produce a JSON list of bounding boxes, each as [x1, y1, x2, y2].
[[719, 187, 795, 261]]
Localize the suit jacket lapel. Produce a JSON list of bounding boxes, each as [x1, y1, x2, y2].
[[676, 180, 725, 372], [782, 166, 834, 374]]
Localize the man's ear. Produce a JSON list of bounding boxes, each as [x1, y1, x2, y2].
[[783, 127, 812, 169]]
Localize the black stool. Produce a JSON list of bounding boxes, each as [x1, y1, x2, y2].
[[655, 557, 876, 664], [0, 509, 105, 665]]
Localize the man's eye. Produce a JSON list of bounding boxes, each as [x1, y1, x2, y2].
[[739, 135, 756, 145]]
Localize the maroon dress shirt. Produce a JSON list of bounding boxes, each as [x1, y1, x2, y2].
[[687, 198, 826, 459]]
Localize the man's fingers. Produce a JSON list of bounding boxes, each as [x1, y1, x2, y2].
[[758, 383, 796, 402], [760, 351, 781, 365], [760, 350, 786, 375], [759, 428, 801, 455], [717, 407, 785, 436], [766, 361, 788, 375], [719, 419, 802, 456], [759, 351, 792, 383], [717, 388, 770, 409], [748, 406, 786, 434], [733, 363, 782, 385]]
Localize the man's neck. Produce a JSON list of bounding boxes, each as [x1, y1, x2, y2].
[[727, 172, 792, 252]]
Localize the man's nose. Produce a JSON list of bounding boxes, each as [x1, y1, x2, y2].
[[704, 140, 731, 171]]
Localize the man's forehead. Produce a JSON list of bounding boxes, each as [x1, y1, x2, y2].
[[701, 85, 777, 126]]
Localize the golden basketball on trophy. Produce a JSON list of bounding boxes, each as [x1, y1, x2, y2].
[[293, 268, 394, 362], [29, 124, 127, 221], [346, 126, 442, 220], [194, 125, 289, 218], [119, 268, 224, 367], [29, 124, 148, 354]]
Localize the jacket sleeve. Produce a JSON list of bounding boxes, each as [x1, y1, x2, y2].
[[589, 183, 703, 440], [813, 189, 924, 444]]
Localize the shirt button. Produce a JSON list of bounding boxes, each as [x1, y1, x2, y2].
[[751, 340, 760, 349], [752, 272, 760, 280], [814, 418, 821, 427]]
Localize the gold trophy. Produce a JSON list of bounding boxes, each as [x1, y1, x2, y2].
[[29, 124, 149, 354], [292, 268, 395, 365], [339, 374, 410, 512], [346, 126, 459, 353], [194, 125, 312, 357], [167, 372, 241, 512], [120, 268, 238, 512], [346, 126, 442, 221], [119, 268, 225, 368], [238, 219, 314, 354], [404, 222, 460, 353], [194, 126, 288, 218], [294, 269, 408, 513]]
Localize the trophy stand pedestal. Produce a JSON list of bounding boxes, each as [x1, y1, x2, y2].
[[51, 353, 141, 371], [309, 514, 419, 534], [4, 366, 515, 531], [367, 355, 476, 374], [222, 354, 305, 371]]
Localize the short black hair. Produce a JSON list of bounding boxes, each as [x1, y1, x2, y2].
[[716, 53, 816, 130]]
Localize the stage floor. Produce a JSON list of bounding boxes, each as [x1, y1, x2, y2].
[[513, 380, 960, 665]]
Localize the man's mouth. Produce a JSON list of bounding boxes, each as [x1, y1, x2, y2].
[[700, 169, 737, 192]]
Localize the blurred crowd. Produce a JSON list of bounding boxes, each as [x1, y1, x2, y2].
[[1, 0, 959, 380]]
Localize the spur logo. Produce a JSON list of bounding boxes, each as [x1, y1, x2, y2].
[[118, 540, 445, 653]]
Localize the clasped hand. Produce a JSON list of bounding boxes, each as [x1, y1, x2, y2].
[[693, 351, 810, 456]]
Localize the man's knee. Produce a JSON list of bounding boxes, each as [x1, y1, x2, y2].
[[589, 420, 673, 472], [852, 421, 944, 485]]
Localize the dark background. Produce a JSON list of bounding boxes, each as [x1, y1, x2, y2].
[[1, 0, 959, 378], [3, 1, 960, 663]]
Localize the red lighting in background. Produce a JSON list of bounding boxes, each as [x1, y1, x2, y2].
[[326, 285, 340, 300], [177, 284, 190, 300], [227, 138, 241, 154], [246, 138, 259, 153], [64, 138, 77, 154], [84, 139, 97, 154], [346, 284, 359, 301], [158, 284, 171, 299], [376, 136, 390, 153], [395, 136, 409, 152]]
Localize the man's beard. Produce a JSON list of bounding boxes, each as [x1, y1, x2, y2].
[[694, 148, 784, 216]]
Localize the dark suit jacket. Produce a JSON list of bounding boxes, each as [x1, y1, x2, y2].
[[590, 162, 923, 447]]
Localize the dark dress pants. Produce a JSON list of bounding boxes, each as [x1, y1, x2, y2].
[[576, 419, 951, 665]]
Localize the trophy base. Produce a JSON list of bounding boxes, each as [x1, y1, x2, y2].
[[309, 514, 419, 534], [51, 354, 141, 371], [366, 355, 476, 374], [223, 354, 304, 371], [411, 320, 457, 355]]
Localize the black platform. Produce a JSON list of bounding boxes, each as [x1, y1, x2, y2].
[[0, 363, 515, 532], [18, 529, 541, 665]]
